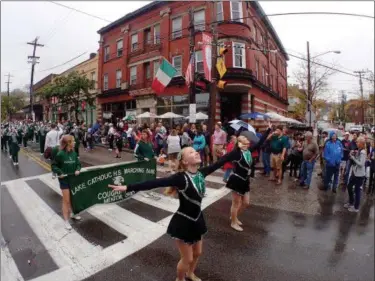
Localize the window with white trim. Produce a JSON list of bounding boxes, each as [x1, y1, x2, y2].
[[216, 2, 223, 22], [117, 40, 123, 57], [172, 17, 182, 39], [145, 62, 151, 80], [195, 51, 204, 73], [144, 28, 151, 45], [104, 46, 110, 62], [91, 71, 96, 83], [131, 34, 138, 51], [232, 42, 246, 68], [194, 10, 205, 31], [265, 71, 269, 86], [172, 56, 182, 76], [153, 60, 160, 76], [116, 70, 122, 88], [230, 1, 243, 22], [154, 24, 160, 44], [103, 74, 108, 90], [130, 66, 137, 85]]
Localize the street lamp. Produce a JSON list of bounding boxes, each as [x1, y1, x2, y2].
[[312, 50, 341, 59], [307, 42, 341, 127]]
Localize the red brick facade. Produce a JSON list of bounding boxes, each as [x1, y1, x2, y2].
[[97, 1, 288, 122]]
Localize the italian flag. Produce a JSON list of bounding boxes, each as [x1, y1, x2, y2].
[[152, 58, 177, 94]]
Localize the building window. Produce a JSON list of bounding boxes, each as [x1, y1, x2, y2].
[[255, 59, 259, 80], [116, 69, 122, 88], [265, 71, 269, 86], [103, 74, 108, 90], [269, 74, 273, 89], [144, 28, 151, 45], [232, 42, 246, 68], [145, 62, 151, 80], [194, 10, 205, 31], [116, 40, 123, 57], [153, 60, 160, 76], [104, 46, 110, 62], [260, 34, 263, 45], [195, 50, 204, 73], [91, 71, 96, 83], [172, 17, 182, 39], [253, 25, 257, 43], [131, 34, 138, 51], [130, 66, 137, 85], [154, 24, 160, 44], [172, 56, 182, 76], [216, 2, 223, 22], [230, 1, 243, 22], [262, 66, 266, 84]]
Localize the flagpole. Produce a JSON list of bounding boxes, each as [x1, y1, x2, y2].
[[188, 8, 196, 124]]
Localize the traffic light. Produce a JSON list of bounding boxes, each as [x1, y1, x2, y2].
[[219, 47, 228, 57], [217, 80, 227, 89]]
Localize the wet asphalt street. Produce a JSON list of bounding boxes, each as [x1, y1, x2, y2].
[[1, 149, 374, 281]]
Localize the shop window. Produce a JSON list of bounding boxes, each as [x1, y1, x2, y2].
[[173, 95, 189, 105], [157, 96, 172, 107], [126, 100, 136, 110], [172, 106, 189, 116]]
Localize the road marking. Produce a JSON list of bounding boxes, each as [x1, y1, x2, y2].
[[1, 241, 25, 281], [4, 180, 101, 268], [20, 149, 51, 171]]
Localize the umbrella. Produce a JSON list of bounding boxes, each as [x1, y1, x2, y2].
[[229, 120, 256, 134], [123, 115, 136, 121], [136, 112, 158, 118], [240, 130, 259, 143], [185, 112, 208, 120], [240, 112, 269, 120], [158, 112, 184, 119]]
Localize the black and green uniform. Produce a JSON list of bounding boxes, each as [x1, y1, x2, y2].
[[70, 129, 81, 157], [134, 140, 155, 161], [27, 124, 34, 143], [51, 149, 81, 186], [17, 127, 23, 145], [35, 125, 39, 143], [10, 133, 20, 164], [22, 125, 28, 147], [38, 126, 46, 154], [7, 129, 13, 156], [1, 127, 9, 151]]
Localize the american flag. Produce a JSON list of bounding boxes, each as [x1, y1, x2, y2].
[[185, 53, 195, 86]]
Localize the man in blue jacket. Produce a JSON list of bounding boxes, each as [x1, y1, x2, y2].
[[323, 131, 343, 193]]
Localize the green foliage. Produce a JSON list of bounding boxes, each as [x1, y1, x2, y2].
[[1, 95, 26, 121]]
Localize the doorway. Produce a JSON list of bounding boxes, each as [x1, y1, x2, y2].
[[220, 93, 242, 122]]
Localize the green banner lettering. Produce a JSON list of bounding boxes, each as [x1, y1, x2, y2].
[[67, 159, 156, 214]]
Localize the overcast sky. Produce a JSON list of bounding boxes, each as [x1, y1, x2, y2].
[[1, 1, 374, 101]]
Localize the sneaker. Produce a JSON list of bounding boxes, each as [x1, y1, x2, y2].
[[348, 206, 359, 213], [343, 203, 353, 209], [13, 162, 16, 166], [70, 214, 82, 221], [64, 221, 72, 230], [15, 163, 19, 166]]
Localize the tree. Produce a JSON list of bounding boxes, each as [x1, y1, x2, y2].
[[38, 71, 95, 122], [1, 95, 26, 121], [293, 56, 337, 102], [288, 84, 306, 120]]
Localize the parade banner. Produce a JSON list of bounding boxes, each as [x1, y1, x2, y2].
[[67, 160, 157, 214], [202, 32, 212, 82]]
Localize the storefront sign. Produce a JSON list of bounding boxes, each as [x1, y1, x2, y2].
[[189, 103, 196, 123], [129, 87, 154, 97], [67, 160, 157, 214]]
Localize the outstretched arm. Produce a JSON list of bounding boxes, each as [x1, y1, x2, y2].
[[250, 128, 272, 152], [108, 173, 185, 192], [199, 148, 239, 177]]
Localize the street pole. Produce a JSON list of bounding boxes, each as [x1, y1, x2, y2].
[[307, 41, 312, 127], [208, 2, 218, 133], [188, 9, 196, 124], [354, 70, 366, 130], [27, 37, 44, 121], [4, 73, 13, 120]]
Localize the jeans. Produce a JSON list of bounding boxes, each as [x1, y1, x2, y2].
[[223, 168, 232, 181], [299, 160, 315, 187], [347, 175, 365, 209], [324, 165, 340, 190], [262, 152, 271, 175], [344, 160, 352, 186]]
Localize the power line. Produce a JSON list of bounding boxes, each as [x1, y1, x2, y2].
[[266, 12, 374, 19], [49, 1, 112, 23], [43, 10, 74, 44], [38, 51, 88, 72]]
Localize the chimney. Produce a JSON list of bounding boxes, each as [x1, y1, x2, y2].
[[89, 53, 96, 59]]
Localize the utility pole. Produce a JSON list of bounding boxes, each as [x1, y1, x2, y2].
[[208, 2, 218, 133], [4, 73, 14, 120], [354, 70, 366, 129], [188, 8, 196, 124], [27, 37, 44, 121], [307, 41, 312, 127]]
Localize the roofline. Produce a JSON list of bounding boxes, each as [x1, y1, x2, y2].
[[251, 2, 289, 61], [97, 1, 166, 35], [58, 53, 98, 77]]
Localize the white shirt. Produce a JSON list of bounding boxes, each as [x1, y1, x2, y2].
[[126, 128, 133, 138], [167, 135, 181, 154], [45, 129, 60, 150], [108, 127, 115, 135]]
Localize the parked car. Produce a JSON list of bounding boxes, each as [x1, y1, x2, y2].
[[349, 126, 362, 134]]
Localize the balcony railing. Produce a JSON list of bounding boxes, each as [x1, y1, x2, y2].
[[128, 80, 153, 90]]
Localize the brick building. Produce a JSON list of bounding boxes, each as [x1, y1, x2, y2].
[[96, 1, 289, 123]]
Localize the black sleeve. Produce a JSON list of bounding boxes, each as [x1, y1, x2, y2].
[[199, 148, 239, 177], [250, 128, 271, 152], [127, 173, 186, 192]]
